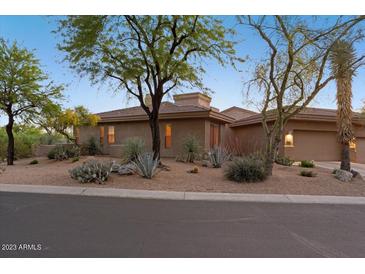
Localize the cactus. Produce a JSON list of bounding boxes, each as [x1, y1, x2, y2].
[[69, 160, 113, 184]]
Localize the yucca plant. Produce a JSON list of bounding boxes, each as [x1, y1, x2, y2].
[[208, 147, 231, 168], [122, 137, 145, 162], [329, 40, 357, 171], [182, 135, 201, 163], [132, 152, 159, 179]]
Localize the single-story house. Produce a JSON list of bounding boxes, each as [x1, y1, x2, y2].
[[77, 92, 365, 163]]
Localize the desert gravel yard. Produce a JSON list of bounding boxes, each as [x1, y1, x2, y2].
[[1, 156, 365, 196]]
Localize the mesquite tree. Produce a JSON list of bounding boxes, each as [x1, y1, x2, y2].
[[56, 16, 240, 160], [240, 16, 365, 175], [0, 39, 63, 165]]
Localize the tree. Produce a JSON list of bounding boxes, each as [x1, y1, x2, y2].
[[56, 16, 240, 160], [35, 105, 100, 144], [0, 39, 63, 165], [330, 40, 361, 171], [240, 16, 365, 175]]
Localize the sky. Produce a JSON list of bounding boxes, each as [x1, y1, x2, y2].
[[0, 15, 364, 126]]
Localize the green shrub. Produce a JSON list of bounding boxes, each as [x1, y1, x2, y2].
[[224, 154, 267, 183], [299, 170, 317, 177], [29, 159, 39, 165], [300, 160, 315, 168], [85, 137, 100, 156], [275, 155, 294, 166], [208, 147, 231, 168], [69, 160, 113, 184], [122, 137, 145, 162], [71, 157, 80, 163], [182, 135, 201, 163], [48, 145, 80, 161], [132, 152, 159, 179]]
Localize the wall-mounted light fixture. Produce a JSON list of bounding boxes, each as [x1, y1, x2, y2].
[[284, 131, 294, 147]]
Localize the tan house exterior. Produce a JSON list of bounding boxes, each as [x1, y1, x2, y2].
[[78, 92, 365, 163]]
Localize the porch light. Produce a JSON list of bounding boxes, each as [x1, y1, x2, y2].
[[284, 131, 294, 147]]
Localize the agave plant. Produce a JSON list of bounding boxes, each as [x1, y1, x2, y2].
[[132, 152, 159, 179], [208, 147, 231, 168], [69, 160, 113, 184]]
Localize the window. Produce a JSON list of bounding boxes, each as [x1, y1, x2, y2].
[[74, 127, 80, 145], [350, 139, 356, 151], [165, 124, 172, 149], [284, 131, 294, 147], [210, 124, 220, 148], [100, 126, 105, 145], [107, 126, 115, 144]]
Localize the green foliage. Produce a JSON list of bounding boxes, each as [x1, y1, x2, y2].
[[275, 155, 294, 166], [132, 152, 159, 179], [182, 135, 201, 163], [29, 159, 39, 165], [83, 137, 100, 156], [208, 147, 231, 168], [122, 137, 145, 162], [39, 133, 65, 145], [48, 145, 80, 161], [72, 157, 80, 163], [300, 160, 315, 168], [69, 160, 113, 184], [224, 154, 267, 183], [299, 170, 317, 177]]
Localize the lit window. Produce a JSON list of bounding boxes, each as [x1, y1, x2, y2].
[[210, 124, 220, 148], [100, 127, 105, 145], [284, 132, 294, 147], [165, 124, 172, 149], [107, 126, 115, 144], [350, 139, 356, 151]]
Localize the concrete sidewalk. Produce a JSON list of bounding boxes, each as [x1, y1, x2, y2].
[[1, 183, 365, 205]]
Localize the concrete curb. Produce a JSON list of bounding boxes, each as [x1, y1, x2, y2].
[[1, 183, 365, 205]]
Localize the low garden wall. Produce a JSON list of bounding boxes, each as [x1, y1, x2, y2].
[[34, 144, 74, 157]]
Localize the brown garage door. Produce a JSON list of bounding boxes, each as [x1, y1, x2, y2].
[[286, 130, 341, 161]]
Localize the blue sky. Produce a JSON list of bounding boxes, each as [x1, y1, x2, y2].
[[0, 15, 365, 125]]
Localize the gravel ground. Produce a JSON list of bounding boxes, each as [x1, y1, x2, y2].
[[0, 156, 365, 196]]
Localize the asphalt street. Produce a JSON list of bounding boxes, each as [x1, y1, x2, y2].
[[1, 191, 365, 257]]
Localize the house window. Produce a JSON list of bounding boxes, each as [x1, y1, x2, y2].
[[107, 126, 115, 144], [165, 124, 172, 149], [210, 123, 220, 148], [350, 139, 356, 151], [284, 131, 294, 147], [100, 126, 105, 145]]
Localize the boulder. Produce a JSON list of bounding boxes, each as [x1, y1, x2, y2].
[[334, 169, 353, 182], [351, 169, 363, 180], [110, 162, 121, 173], [118, 163, 135, 175]]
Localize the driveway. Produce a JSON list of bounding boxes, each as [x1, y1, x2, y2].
[[1, 192, 365, 257], [316, 161, 365, 176]]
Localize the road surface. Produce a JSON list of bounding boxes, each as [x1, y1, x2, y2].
[[1, 192, 365, 257]]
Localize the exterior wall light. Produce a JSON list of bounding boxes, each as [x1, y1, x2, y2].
[[284, 131, 294, 147]]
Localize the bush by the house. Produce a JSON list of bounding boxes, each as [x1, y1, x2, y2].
[[69, 160, 113, 184], [181, 135, 201, 163], [48, 145, 80, 161], [275, 155, 294, 166], [81, 137, 100, 156], [208, 147, 231, 168], [122, 137, 145, 162], [300, 160, 315, 168], [132, 152, 159, 179], [224, 154, 267, 183], [299, 170, 316, 177], [29, 159, 39, 165]]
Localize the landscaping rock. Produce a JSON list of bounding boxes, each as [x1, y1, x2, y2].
[[118, 163, 135, 175], [110, 162, 121, 173], [334, 169, 353, 182], [351, 169, 363, 180], [187, 166, 199, 174]]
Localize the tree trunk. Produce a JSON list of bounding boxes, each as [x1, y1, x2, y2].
[[6, 115, 15, 166], [148, 111, 161, 161], [264, 129, 283, 176], [340, 142, 351, 171]]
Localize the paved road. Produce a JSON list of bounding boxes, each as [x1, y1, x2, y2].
[[1, 192, 365, 257]]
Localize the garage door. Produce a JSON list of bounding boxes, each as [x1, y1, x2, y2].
[[286, 130, 342, 161]]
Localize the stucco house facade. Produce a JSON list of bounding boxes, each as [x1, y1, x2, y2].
[[78, 92, 365, 163]]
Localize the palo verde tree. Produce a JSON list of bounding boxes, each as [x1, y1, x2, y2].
[[0, 39, 63, 165], [34, 105, 100, 144], [330, 40, 363, 172], [240, 16, 365, 175], [56, 16, 240, 160]]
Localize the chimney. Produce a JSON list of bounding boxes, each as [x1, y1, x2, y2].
[[173, 92, 211, 109]]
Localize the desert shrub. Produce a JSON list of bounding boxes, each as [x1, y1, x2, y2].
[[122, 137, 145, 162], [132, 152, 159, 179], [299, 170, 317, 177], [300, 160, 315, 168], [69, 160, 113, 184], [48, 145, 80, 161], [208, 147, 231, 168], [71, 157, 80, 163], [224, 154, 267, 183], [275, 155, 294, 166], [182, 135, 201, 163], [84, 137, 100, 156], [29, 159, 39, 165], [39, 134, 65, 145]]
